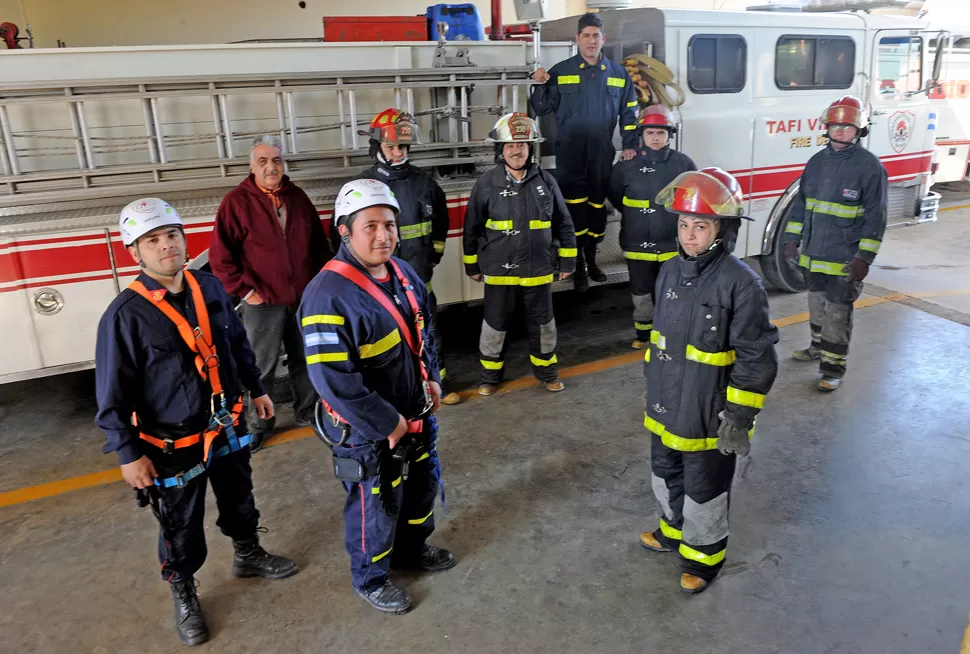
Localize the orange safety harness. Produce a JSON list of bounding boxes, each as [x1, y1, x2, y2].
[[128, 270, 249, 487]]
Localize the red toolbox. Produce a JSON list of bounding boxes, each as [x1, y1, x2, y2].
[[323, 16, 428, 42]]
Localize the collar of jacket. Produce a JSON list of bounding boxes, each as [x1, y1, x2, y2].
[[573, 53, 607, 71], [373, 159, 411, 182], [241, 173, 293, 198], [639, 145, 672, 165], [496, 162, 540, 185], [678, 242, 727, 278], [824, 140, 862, 160]]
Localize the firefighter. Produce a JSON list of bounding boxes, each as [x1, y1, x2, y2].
[[357, 108, 460, 405], [530, 11, 638, 292], [638, 169, 779, 595], [462, 113, 577, 395], [299, 179, 455, 615], [781, 96, 888, 391], [95, 198, 298, 647], [607, 105, 696, 349]]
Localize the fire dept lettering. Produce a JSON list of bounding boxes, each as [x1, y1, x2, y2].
[[768, 118, 829, 148]]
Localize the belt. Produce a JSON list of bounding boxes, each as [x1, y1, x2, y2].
[[154, 433, 253, 488]]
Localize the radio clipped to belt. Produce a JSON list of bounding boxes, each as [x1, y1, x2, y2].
[[129, 271, 252, 489]]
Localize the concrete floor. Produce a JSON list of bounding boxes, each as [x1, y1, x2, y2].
[[1, 196, 969, 653]]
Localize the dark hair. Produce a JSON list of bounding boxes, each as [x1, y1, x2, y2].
[[577, 12, 603, 34]]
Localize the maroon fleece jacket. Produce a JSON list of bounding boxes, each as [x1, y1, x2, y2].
[[210, 174, 331, 305]]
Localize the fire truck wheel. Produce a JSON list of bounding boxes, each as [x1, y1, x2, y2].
[[760, 208, 809, 293]]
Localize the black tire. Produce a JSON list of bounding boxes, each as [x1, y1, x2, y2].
[[759, 200, 809, 293]]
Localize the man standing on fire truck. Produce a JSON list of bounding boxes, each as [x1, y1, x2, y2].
[[356, 108, 460, 405], [300, 179, 455, 615], [96, 198, 298, 646], [462, 113, 576, 395], [781, 96, 888, 392], [530, 11, 639, 292], [607, 105, 696, 349]]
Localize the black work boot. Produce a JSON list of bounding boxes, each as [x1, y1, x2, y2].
[[170, 578, 209, 646], [355, 580, 414, 614], [232, 535, 299, 579], [392, 544, 457, 572], [585, 245, 607, 283], [573, 248, 589, 293]]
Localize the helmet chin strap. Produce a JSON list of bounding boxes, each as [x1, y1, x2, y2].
[[377, 149, 409, 168]]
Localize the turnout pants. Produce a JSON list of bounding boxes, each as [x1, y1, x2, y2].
[[650, 435, 736, 581], [149, 447, 260, 582], [627, 259, 661, 342], [555, 136, 615, 262], [479, 283, 559, 385], [242, 302, 318, 432], [427, 289, 450, 386], [335, 426, 438, 592], [807, 272, 863, 379]]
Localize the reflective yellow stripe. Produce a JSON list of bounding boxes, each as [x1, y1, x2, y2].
[[486, 219, 514, 230], [565, 197, 588, 205], [627, 100, 638, 108], [685, 345, 736, 366], [302, 314, 345, 326], [622, 197, 651, 209], [623, 124, 638, 131], [644, 414, 719, 452], [307, 352, 349, 364], [623, 251, 677, 262], [575, 228, 589, 237], [634, 321, 653, 331], [859, 238, 881, 253], [727, 385, 766, 409], [660, 518, 683, 541], [644, 348, 650, 363], [439, 367, 447, 381], [399, 220, 433, 239], [359, 328, 401, 359], [607, 77, 626, 87], [407, 508, 434, 525], [679, 543, 726, 566], [785, 221, 803, 235], [370, 476, 404, 495], [530, 220, 551, 229], [415, 451, 430, 462], [559, 247, 577, 257], [798, 254, 848, 276], [463, 253, 478, 264], [588, 200, 605, 209], [433, 240, 446, 253], [480, 359, 504, 370], [588, 231, 604, 238], [650, 330, 666, 350], [530, 354, 558, 367], [558, 75, 580, 85], [483, 274, 555, 286], [372, 547, 393, 563], [805, 198, 864, 219], [425, 280, 433, 293]]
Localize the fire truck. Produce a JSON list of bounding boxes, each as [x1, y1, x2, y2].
[[929, 29, 970, 184], [0, 8, 952, 383]]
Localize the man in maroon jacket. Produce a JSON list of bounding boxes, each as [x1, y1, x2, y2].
[[210, 135, 332, 450]]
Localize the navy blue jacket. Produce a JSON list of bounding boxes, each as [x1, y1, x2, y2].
[[298, 246, 441, 446], [95, 270, 264, 465], [530, 53, 639, 150]]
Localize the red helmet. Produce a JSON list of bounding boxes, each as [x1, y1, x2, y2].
[[363, 108, 422, 145], [656, 167, 749, 219], [820, 96, 868, 129], [638, 105, 676, 133]]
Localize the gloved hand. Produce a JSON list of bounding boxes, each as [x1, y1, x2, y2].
[[843, 257, 870, 283], [781, 242, 799, 261], [716, 411, 750, 457]]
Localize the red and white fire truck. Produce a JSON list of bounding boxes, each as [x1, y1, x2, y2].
[[929, 29, 970, 184], [0, 7, 956, 383]]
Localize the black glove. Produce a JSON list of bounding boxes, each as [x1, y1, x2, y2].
[[716, 411, 750, 457], [843, 257, 870, 283], [781, 242, 799, 261]]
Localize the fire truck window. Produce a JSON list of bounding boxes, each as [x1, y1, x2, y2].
[[688, 35, 746, 94], [776, 36, 855, 90], [877, 36, 922, 96]]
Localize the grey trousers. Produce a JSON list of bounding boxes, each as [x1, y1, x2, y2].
[[241, 302, 317, 435], [807, 272, 863, 379]]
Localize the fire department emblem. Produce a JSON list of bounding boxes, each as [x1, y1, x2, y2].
[[133, 199, 156, 213], [888, 110, 915, 153], [151, 290, 165, 302]]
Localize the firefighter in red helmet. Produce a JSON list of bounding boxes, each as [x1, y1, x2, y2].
[[638, 168, 778, 595], [781, 96, 888, 391], [607, 105, 696, 349]]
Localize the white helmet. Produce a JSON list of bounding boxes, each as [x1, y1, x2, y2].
[[487, 112, 544, 143], [120, 198, 184, 246], [333, 179, 400, 227]]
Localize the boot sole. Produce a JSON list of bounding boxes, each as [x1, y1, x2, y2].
[[179, 630, 210, 647], [640, 541, 672, 553], [232, 563, 300, 580], [354, 588, 414, 615], [680, 579, 711, 595]]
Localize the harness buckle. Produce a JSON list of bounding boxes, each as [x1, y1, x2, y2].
[[161, 438, 176, 455], [175, 473, 187, 489]]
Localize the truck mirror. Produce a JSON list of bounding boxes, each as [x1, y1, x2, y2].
[[931, 32, 949, 88]]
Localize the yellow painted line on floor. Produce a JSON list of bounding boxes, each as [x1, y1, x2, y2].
[[940, 202, 970, 213], [2, 287, 967, 509]]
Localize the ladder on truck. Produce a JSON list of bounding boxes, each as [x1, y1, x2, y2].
[[0, 64, 535, 209]]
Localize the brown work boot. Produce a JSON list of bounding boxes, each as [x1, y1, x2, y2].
[[441, 391, 461, 405], [544, 379, 565, 392], [792, 345, 820, 361], [639, 531, 672, 552], [631, 339, 647, 350], [478, 384, 497, 396], [680, 573, 709, 595]]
